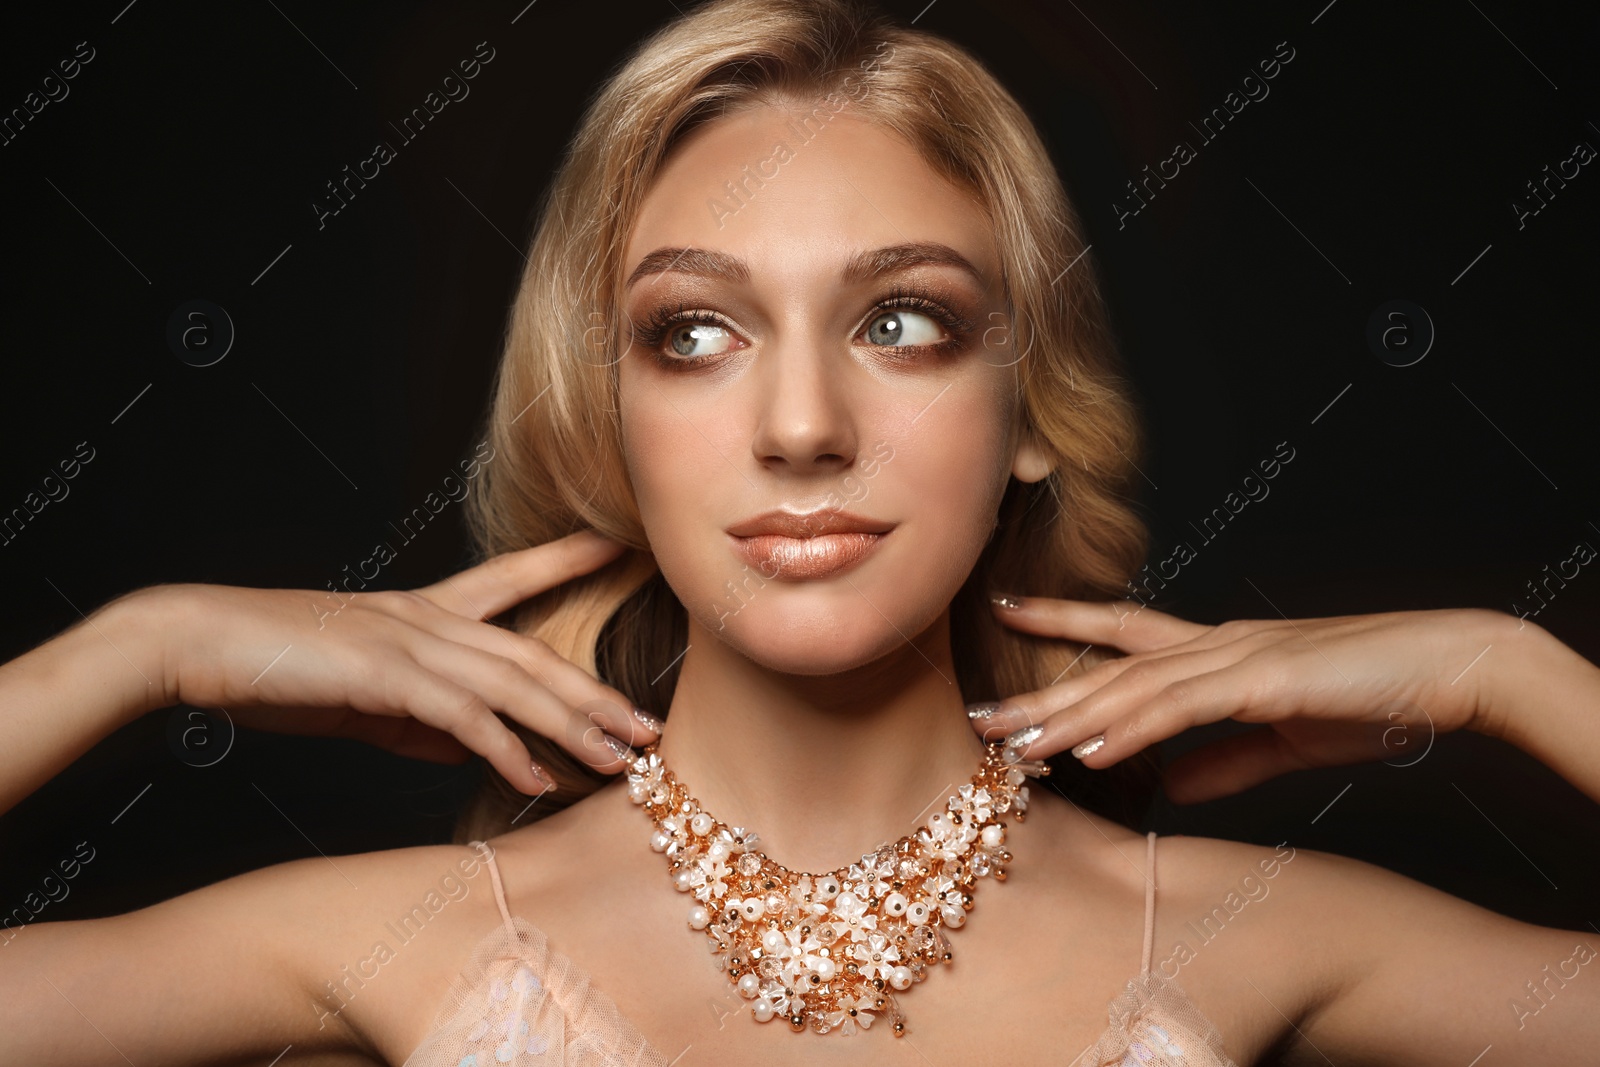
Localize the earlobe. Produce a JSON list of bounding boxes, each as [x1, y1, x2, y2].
[[1011, 431, 1056, 484]]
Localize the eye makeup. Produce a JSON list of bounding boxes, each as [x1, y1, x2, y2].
[[626, 281, 985, 370]]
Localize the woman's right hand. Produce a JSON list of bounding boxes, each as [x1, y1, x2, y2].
[[127, 529, 654, 795]]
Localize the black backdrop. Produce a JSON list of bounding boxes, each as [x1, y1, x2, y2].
[[3, 0, 1598, 940]]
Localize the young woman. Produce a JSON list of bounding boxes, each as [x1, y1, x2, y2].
[[4, 0, 1598, 1064]]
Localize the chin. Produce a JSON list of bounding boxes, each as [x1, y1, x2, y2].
[[697, 591, 945, 676]]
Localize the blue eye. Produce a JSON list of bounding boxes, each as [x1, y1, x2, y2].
[[863, 308, 946, 347], [664, 319, 735, 359]]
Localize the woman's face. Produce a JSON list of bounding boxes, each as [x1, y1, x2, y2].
[[616, 101, 1053, 675]]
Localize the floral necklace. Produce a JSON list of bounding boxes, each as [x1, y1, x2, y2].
[[625, 739, 1050, 1037]]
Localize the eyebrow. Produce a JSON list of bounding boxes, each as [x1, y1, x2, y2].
[[623, 241, 991, 291]]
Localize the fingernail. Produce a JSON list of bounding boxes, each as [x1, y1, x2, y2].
[[632, 705, 665, 733], [1004, 723, 1044, 749], [1071, 734, 1106, 759], [991, 593, 1023, 610], [603, 734, 637, 762], [966, 701, 1003, 720], [530, 761, 558, 792]]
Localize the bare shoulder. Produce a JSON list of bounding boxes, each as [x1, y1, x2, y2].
[[1140, 831, 1600, 1063], [279, 840, 516, 1065]]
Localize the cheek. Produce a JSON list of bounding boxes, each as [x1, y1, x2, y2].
[[900, 389, 1016, 531], [618, 383, 737, 597]]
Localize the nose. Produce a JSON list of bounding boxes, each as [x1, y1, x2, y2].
[[747, 330, 859, 474]]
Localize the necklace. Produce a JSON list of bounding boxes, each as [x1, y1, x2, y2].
[[626, 739, 1051, 1037]]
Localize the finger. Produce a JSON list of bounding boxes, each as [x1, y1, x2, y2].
[[1067, 664, 1258, 769], [411, 529, 630, 622], [997, 646, 1240, 759], [974, 654, 1144, 740], [400, 628, 639, 774], [343, 654, 553, 795], [356, 590, 656, 747], [989, 596, 1212, 654], [1160, 729, 1311, 804]]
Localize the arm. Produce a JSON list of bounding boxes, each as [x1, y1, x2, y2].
[[0, 587, 171, 815], [1481, 614, 1600, 804], [0, 842, 500, 1065]]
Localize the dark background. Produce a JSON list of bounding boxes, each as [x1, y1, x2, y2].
[[3, 0, 1597, 941]]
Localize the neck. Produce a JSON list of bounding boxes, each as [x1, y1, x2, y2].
[[650, 607, 989, 874]]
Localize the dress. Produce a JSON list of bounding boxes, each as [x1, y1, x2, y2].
[[400, 831, 1239, 1066]]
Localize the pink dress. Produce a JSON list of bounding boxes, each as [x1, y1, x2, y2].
[[401, 831, 1239, 1066]]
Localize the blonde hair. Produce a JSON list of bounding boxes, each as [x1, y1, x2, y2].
[[453, 0, 1157, 843]]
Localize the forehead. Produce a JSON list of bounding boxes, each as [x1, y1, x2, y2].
[[623, 103, 1001, 293]]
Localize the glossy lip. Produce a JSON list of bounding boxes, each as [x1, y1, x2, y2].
[[726, 508, 894, 539], [726, 508, 896, 581]]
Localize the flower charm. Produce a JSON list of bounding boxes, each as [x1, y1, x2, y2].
[[628, 739, 1045, 1038], [851, 933, 901, 981], [688, 852, 732, 901]]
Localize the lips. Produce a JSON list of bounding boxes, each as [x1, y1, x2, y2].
[[726, 509, 895, 580], [726, 508, 894, 539]]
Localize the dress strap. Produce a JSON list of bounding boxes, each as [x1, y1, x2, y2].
[[470, 839, 518, 940], [1140, 830, 1157, 976]]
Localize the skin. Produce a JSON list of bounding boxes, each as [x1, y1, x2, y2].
[[3, 100, 1598, 1066], [613, 97, 1054, 872]]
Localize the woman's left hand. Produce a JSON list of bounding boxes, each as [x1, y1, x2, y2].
[[974, 598, 1516, 803]]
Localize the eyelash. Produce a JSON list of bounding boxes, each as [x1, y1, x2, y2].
[[629, 285, 980, 369]]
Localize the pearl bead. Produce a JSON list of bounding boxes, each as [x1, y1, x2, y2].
[[753, 997, 775, 1022], [737, 973, 761, 998], [649, 829, 671, 852], [673, 869, 692, 892], [940, 903, 965, 928], [628, 781, 648, 804], [739, 898, 764, 922], [982, 824, 1006, 848], [815, 876, 840, 900], [889, 966, 914, 990], [708, 841, 729, 862], [762, 928, 785, 953], [690, 812, 714, 836], [906, 901, 930, 926], [688, 906, 710, 930], [883, 892, 908, 917], [815, 957, 836, 981]]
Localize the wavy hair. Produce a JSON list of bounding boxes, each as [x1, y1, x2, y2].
[[453, 0, 1158, 843]]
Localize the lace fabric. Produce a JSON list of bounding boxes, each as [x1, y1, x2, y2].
[[1078, 969, 1239, 1067], [399, 914, 668, 1067], [400, 833, 1238, 1067]]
